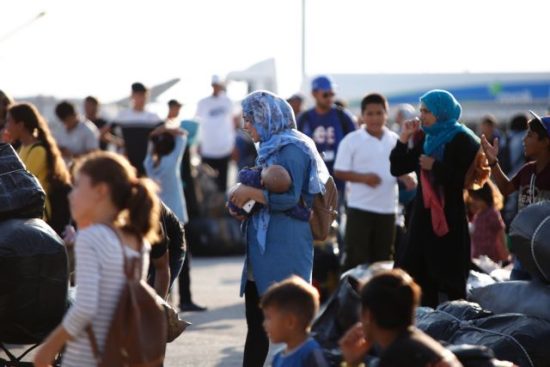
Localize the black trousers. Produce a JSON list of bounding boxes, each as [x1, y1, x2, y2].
[[178, 251, 192, 305], [243, 281, 269, 367], [343, 208, 396, 271], [202, 155, 231, 192]]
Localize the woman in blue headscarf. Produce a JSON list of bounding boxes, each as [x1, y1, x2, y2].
[[228, 90, 328, 366], [390, 89, 481, 308]]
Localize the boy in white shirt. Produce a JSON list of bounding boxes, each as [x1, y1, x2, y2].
[[334, 93, 400, 270]]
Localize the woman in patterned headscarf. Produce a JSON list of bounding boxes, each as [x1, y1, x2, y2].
[[228, 90, 328, 366], [390, 89, 481, 308]]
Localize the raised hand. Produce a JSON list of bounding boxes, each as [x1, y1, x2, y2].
[[400, 118, 420, 143], [480, 134, 499, 165]]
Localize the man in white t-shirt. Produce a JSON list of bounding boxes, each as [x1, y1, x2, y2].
[[334, 93, 401, 270], [195, 75, 235, 192], [54, 101, 99, 161], [114, 82, 163, 175]]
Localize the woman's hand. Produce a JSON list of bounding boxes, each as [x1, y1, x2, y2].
[[227, 206, 247, 221], [399, 173, 417, 190], [230, 184, 254, 208], [481, 134, 499, 165], [400, 118, 420, 143], [339, 322, 371, 366], [419, 155, 435, 170], [33, 340, 58, 367], [229, 183, 267, 208], [33, 326, 71, 367]]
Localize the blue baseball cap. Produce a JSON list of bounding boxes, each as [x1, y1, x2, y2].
[[529, 110, 550, 137], [311, 75, 334, 92]]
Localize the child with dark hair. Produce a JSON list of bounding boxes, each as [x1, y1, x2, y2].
[[466, 181, 509, 263], [481, 111, 550, 279], [339, 269, 461, 367], [144, 125, 188, 224], [261, 276, 328, 367], [335, 93, 403, 270]]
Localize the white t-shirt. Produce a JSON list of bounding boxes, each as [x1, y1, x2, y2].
[[196, 93, 235, 158], [334, 126, 399, 214], [54, 120, 99, 156], [114, 109, 162, 127]]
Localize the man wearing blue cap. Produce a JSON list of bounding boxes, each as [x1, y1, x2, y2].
[[297, 75, 356, 197]]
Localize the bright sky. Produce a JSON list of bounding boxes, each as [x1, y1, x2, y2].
[[2, 0, 549, 112]]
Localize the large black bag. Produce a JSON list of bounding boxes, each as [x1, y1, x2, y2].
[[509, 201, 550, 282], [417, 302, 550, 367], [186, 216, 245, 256], [469, 280, 550, 321], [311, 275, 361, 365], [0, 218, 68, 343], [0, 143, 45, 220]]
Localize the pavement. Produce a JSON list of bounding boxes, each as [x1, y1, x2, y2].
[[163, 255, 281, 367]]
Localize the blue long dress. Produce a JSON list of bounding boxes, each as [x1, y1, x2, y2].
[[240, 143, 314, 296]]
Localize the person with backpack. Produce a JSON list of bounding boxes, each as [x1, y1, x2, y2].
[[33, 151, 165, 367], [5, 103, 72, 235], [228, 90, 330, 367]]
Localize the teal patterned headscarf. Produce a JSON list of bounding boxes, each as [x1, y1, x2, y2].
[[420, 89, 476, 160]]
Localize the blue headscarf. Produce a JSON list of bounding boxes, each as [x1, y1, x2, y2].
[[420, 89, 476, 160], [241, 90, 328, 253]]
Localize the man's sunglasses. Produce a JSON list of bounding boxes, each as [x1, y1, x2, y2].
[[322, 91, 335, 98]]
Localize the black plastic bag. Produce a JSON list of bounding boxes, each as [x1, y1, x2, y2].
[[311, 274, 361, 365], [451, 314, 550, 367], [469, 280, 550, 321], [0, 219, 68, 343], [0, 143, 45, 220], [417, 304, 550, 367], [438, 300, 493, 321], [416, 307, 461, 342], [448, 345, 512, 367], [509, 201, 550, 283]]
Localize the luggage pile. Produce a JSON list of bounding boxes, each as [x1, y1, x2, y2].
[[0, 143, 68, 366]]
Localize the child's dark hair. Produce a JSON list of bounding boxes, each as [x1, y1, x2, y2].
[[528, 118, 550, 141], [75, 151, 160, 243], [260, 275, 320, 329], [467, 180, 503, 210], [510, 114, 528, 132], [360, 269, 421, 330], [361, 93, 388, 114], [150, 133, 175, 167], [55, 101, 77, 121], [8, 103, 71, 187]]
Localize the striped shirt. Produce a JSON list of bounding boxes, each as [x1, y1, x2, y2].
[[61, 224, 150, 367]]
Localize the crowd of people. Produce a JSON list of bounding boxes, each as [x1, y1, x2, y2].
[[0, 71, 549, 367]]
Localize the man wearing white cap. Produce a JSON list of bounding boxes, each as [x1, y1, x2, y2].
[[196, 75, 236, 192]]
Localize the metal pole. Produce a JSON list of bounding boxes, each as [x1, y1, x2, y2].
[[0, 11, 46, 44], [301, 0, 306, 79]]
